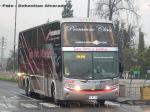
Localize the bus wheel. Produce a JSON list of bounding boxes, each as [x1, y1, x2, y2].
[[51, 84, 55, 101], [51, 84, 61, 104], [97, 100, 105, 106], [25, 80, 31, 96]]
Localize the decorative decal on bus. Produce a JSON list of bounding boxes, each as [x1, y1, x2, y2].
[[29, 48, 54, 58], [67, 25, 94, 32], [66, 25, 112, 32]]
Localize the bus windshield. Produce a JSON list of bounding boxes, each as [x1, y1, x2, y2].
[[62, 22, 116, 47], [63, 52, 118, 79], [93, 52, 118, 79]]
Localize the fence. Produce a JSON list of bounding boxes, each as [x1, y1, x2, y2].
[[119, 79, 150, 99]]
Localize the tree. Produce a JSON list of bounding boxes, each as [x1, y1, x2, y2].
[[124, 24, 135, 48], [136, 28, 145, 76], [145, 47, 150, 69], [144, 46, 150, 79], [114, 21, 137, 74], [122, 47, 137, 71], [62, 0, 73, 18], [96, 0, 138, 20], [114, 21, 135, 49], [6, 50, 18, 71], [138, 28, 145, 52]]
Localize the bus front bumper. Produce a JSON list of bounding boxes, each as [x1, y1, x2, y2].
[[63, 88, 119, 101]]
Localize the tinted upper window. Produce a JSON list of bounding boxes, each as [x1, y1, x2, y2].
[[62, 22, 116, 47]]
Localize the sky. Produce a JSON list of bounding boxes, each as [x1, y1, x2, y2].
[[0, 0, 150, 58]]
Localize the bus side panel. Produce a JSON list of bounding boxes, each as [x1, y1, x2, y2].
[[18, 22, 63, 97]]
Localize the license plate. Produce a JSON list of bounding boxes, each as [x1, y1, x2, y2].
[[89, 96, 98, 100]]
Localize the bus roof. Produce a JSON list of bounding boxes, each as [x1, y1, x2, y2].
[[19, 18, 112, 33], [58, 18, 112, 23]]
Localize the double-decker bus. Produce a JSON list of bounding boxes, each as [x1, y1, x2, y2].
[[17, 18, 119, 105]]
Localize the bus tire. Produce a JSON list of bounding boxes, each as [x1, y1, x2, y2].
[[51, 84, 60, 104], [51, 84, 55, 101], [25, 79, 31, 97]]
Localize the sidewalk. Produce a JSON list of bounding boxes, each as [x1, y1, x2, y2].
[[116, 97, 150, 105]]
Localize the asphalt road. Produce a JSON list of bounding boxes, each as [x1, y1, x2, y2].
[[0, 80, 149, 112]]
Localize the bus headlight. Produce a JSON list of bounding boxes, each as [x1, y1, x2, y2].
[[17, 73, 22, 77], [74, 85, 81, 91], [105, 85, 111, 90], [17, 72, 25, 77]]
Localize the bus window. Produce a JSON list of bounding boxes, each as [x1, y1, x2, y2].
[[62, 22, 116, 47]]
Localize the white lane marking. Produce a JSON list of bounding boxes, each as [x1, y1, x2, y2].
[[0, 96, 19, 101], [0, 96, 16, 108], [0, 103, 7, 108], [0, 96, 5, 99], [6, 104, 16, 108], [9, 96, 20, 100], [1, 96, 7, 99], [40, 103, 59, 108], [105, 101, 120, 106], [0, 110, 11, 112], [20, 103, 38, 108], [19, 94, 39, 101]]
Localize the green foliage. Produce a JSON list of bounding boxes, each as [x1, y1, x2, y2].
[[122, 48, 137, 71], [144, 47, 150, 69], [62, 0, 73, 18], [122, 46, 150, 79], [130, 66, 141, 73], [0, 75, 16, 82], [136, 28, 146, 76], [138, 28, 145, 53], [114, 21, 135, 49], [114, 21, 136, 73], [6, 50, 17, 71]]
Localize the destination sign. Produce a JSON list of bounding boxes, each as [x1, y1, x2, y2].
[[62, 47, 118, 51]]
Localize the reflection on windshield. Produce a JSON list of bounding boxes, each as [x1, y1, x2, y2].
[[64, 52, 118, 79], [62, 23, 116, 47], [64, 52, 92, 79], [93, 52, 118, 78]]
